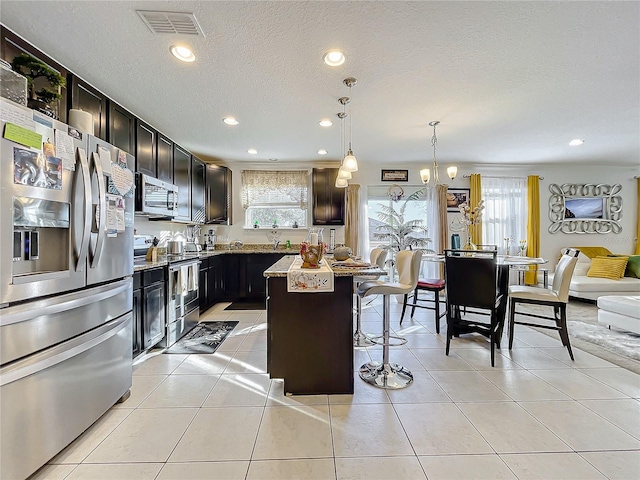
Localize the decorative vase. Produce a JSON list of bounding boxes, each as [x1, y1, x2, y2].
[[333, 245, 352, 261], [463, 226, 477, 251], [300, 243, 324, 268], [305, 227, 324, 246]]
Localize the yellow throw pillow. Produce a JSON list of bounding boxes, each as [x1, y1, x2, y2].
[[586, 256, 628, 280]]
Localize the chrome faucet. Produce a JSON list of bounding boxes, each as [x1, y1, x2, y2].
[[273, 240, 280, 251]]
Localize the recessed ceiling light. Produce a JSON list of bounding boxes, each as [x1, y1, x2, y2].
[[269, 158, 278, 162], [319, 119, 333, 127], [569, 139, 585, 146], [323, 50, 346, 66], [222, 117, 239, 125], [170, 45, 195, 62], [317, 149, 328, 155], [247, 148, 258, 154]]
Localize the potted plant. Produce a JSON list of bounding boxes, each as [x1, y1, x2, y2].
[[10, 53, 65, 118]]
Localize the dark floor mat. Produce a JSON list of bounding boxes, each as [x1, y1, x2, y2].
[[224, 301, 266, 310], [165, 321, 238, 354]]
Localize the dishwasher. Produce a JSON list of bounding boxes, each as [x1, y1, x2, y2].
[[160, 259, 200, 348]]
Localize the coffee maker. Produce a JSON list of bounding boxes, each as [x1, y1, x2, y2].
[[205, 229, 217, 251]]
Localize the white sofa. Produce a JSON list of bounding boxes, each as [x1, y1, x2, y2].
[[548, 250, 640, 301], [597, 295, 640, 334]]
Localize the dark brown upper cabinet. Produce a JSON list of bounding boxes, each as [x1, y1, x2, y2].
[[1, 26, 68, 123], [173, 144, 192, 222], [69, 75, 107, 140], [156, 134, 173, 184], [312, 168, 345, 225], [206, 165, 232, 225], [135, 120, 156, 177], [191, 157, 206, 224], [108, 101, 135, 154]]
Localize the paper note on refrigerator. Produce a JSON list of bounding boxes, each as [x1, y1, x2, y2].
[[54, 128, 76, 170], [4, 123, 42, 149], [97, 145, 112, 175], [0, 100, 36, 130], [115, 196, 125, 232], [106, 194, 118, 237]]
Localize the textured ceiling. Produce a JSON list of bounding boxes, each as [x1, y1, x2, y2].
[[1, 1, 638, 167]]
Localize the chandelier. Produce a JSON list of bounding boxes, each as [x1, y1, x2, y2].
[[419, 121, 457, 187]]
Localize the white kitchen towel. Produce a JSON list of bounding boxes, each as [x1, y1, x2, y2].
[[180, 265, 189, 296], [188, 264, 198, 291], [287, 257, 334, 293]]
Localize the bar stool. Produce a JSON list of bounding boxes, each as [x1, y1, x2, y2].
[[353, 248, 388, 347], [357, 250, 422, 389]]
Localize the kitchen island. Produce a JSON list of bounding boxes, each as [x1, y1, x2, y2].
[[264, 256, 385, 395]]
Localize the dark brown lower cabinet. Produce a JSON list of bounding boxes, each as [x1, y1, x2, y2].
[[132, 273, 143, 357], [266, 275, 354, 395]]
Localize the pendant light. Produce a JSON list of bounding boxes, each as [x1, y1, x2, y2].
[[420, 121, 457, 187], [342, 77, 358, 172], [335, 98, 350, 187]]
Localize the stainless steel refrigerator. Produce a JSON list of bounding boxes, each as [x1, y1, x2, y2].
[[0, 98, 134, 480]]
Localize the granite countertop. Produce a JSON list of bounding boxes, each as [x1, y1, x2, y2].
[[133, 245, 300, 272], [263, 255, 387, 278]]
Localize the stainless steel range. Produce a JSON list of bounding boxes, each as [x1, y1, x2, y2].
[[161, 258, 200, 347]]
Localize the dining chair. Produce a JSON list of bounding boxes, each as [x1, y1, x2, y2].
[[400, 277, 445, 333], [357, 249, 422, 389], [353, 247, 387, 347], [508, 248, 580, 360], [444, 249, 502, 367]]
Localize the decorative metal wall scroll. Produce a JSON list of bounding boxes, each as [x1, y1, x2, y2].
[[548, 183, 622, 234]]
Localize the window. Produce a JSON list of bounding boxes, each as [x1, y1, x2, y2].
[[241, 170, 309, 228], [481, 176, 528, 253], [366, 184, 440, 277]]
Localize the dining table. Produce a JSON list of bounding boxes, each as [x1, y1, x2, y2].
[[422, 253, 549, 337]]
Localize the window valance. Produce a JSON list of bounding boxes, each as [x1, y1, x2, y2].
[[241, 170, 309, 209]]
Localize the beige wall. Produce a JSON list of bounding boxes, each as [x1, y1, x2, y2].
[[134, 160, 639, 264]]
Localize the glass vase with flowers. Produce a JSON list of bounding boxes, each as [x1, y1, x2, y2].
[[458, 200, 485, 251]]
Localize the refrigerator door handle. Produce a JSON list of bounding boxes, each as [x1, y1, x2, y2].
[[90, 151, 107, 268], [73, 148, 92, 270], [0, 314, 129, 387]]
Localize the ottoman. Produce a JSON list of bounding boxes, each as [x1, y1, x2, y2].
[[597, 295, 640, 334]]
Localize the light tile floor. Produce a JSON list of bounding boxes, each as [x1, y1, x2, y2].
[[31, 299, 639, 480]]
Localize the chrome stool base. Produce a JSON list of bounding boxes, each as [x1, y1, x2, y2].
[[359, 361, 413, 389], [354, 330, 375, 347]]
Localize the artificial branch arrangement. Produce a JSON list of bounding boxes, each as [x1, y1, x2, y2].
[[458, 199, 485, 226]]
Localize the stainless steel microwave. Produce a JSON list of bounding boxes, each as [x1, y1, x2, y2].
[[135, 174, 178, 217]]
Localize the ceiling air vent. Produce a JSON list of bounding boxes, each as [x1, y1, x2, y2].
[[137, 10, 204, 36]]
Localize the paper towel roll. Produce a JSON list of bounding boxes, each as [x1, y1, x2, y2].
[[68, 109, 94, 135]]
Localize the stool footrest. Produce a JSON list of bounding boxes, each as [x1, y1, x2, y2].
[[368, 334, 408, 347]]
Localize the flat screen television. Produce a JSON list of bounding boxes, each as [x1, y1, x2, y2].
[[564, 197, 604, 219]]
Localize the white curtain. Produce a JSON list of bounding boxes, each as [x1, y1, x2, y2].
[[241, 170, 308, 209], [359, 186, 371, 261], [481, 176, 528, 254], [421, 186, 440, 279]]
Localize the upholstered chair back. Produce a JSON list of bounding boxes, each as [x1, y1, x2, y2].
[[552, 248, 581, 303]]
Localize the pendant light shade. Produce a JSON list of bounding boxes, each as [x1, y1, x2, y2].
[[335, 177, 349, 188], [420, 168, 431, 184], [447, 166, 458, 180], [337, 166, 352, 180], [342, 150, 358, 172]]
